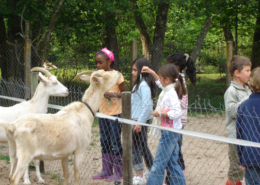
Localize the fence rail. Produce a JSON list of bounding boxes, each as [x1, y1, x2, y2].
[[0, 92, 260, 185]]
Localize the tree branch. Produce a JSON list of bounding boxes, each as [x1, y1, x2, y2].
[[130, 0, 152, 58], [41, 0, 64, 62], [191, 18, 212, 63]]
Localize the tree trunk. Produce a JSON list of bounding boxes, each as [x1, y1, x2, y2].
[[223, 23, 235, 51], [223, 24, 234, 42], [151, 2, 169, 73], [0, 15, 9, 100], [191, 18, 212, 63], [7, 0, 24, 83], [41, 0, 64, 64], [103, 12, 120, 70], [130, 0, 152, 59], [251, 0, 260, 69], [0, 14, 8, 80]]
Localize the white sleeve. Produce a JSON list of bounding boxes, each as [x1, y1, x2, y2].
[[155, 80, 163, 89], [166, 92, 182, 120]]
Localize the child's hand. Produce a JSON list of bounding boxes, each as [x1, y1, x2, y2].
[[161, 107, 170, 113], [141, 66, 154, 74], [151, 110, 160, 117], [133, 125, 142, 133], [239, 165, 246, 171], [104, 92, 113, 98]]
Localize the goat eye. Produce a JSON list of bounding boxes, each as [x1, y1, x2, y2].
[[53, 82, 58, 85]]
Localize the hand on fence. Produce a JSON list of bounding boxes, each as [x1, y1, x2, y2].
[[133, 125, 142, 133], [104, 92, 112, 98]]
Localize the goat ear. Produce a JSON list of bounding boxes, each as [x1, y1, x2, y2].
[[38, 72, 47, 83], [92, 76, 101, 84], [79, 75, 90, 82]]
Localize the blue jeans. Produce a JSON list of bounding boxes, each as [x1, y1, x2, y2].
[[245, 166, 260, 185], [147, 130, 186, 185], [99, 114, 122, 155], [165, 130, 185, 184], [132, 120, 153, 171]]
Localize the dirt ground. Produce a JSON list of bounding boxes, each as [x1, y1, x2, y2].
[[0, 160, 61, 185], [0, 114, 246, 185]]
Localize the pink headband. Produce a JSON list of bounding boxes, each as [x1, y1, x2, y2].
[[100, 47, 114, 62]]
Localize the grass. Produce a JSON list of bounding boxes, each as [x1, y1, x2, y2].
[[93, 118, 99, 127], [68, 157, 74, 165], [0, 145, 5, 150], [187, 73, 226, 109], [51, 174, 58, 179], [90, 142, 96, 146], [0, 154, 10, 164], [46, 172, 61, 180]]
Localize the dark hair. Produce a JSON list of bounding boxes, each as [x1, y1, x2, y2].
[[95, 51, 115, 69], [229, 55, 251, 77], [158, 64, 187, 100], [167, 53, 196, 84], [131, 58, 156, 99]]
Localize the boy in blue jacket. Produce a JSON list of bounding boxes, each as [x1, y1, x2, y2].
[[236, 67, 260, 185]]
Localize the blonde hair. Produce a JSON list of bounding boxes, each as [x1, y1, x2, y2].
[[249, 67, 260, 93], [229, 55, 251, 77]]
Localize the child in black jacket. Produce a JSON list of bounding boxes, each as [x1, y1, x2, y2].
[[236, 67, 260, 185]]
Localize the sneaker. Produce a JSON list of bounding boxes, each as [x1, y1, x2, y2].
[[133, 176, 147, 185], [143, 170, 150, 179]]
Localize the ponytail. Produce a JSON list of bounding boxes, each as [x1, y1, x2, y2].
[[186, 57, 196, 85], [175, 74, 187, 100], [167, 53, 196, 85], [158, 64, 187, 100]]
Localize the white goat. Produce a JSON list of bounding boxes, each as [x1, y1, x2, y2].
[[0, 67, 69, 184], [0, 70, 121, 185]]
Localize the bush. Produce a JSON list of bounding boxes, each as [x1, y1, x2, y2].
[[199, 53, 226, 73], [202, 65, 219, 74]]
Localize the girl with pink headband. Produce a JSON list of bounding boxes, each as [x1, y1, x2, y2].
[[92, 48, 126, 182]]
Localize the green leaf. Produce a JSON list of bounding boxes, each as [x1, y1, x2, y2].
[[107, 98, 111, 106]]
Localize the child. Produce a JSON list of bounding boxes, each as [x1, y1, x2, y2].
[[224, 55, 252, 185], [92, 47, 126, 182], [131, 58, 156, 184], [142, 53, 196, 184], [236, 67, 260, 185], [146, 64, 186, 185]]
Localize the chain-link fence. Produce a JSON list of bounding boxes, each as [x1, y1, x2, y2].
[[1, 0, 260, 183], [0, 76, 259, 185], [0, 20, 258, 185]]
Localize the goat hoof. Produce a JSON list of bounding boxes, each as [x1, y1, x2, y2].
[[23, 181, 31, 185], [37, 179, 45, 184], [22, 180, 31, 185]]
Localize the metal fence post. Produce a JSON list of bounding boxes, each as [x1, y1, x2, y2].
[[130, 40, 137, 87], [122, 92, 133, 185], [24, 20, 32, 99], [226, 41, 233, 88]]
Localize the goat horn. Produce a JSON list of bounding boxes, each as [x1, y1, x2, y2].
[[30, 67, 52, 77], [73, 70, 96, 81]]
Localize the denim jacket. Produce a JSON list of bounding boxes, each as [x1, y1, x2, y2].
[[236, 93, 260, 166], [131, 78, 153, 123]]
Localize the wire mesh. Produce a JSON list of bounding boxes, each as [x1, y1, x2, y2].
[[0, 78, 260, 185]]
